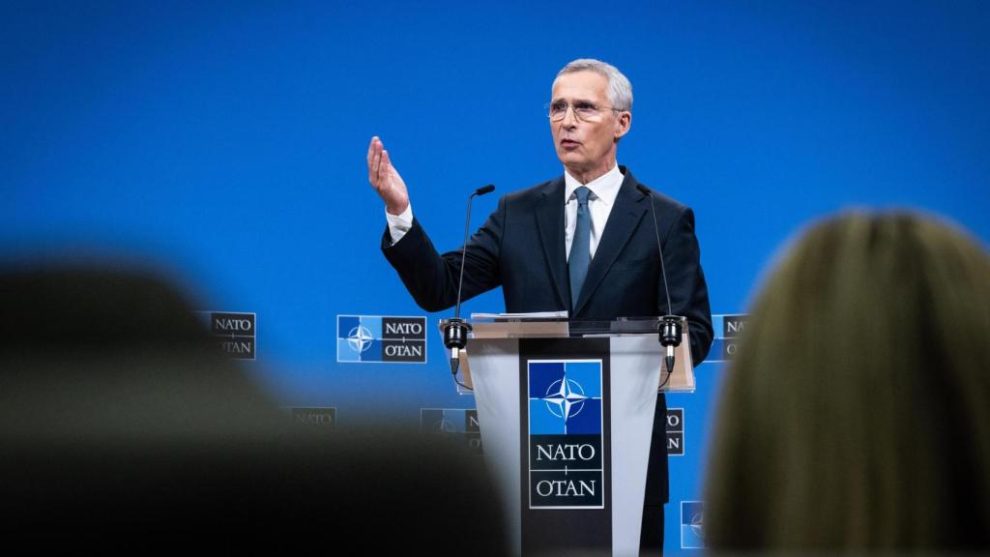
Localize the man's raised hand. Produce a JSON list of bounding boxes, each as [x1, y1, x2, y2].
[[367, 136, 410, 215]]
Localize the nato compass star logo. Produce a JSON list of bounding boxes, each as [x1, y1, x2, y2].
[[680, 501, 705, 549], [347, 325, 374, 353], [528, 360, 603, 436], [542, 378, 589, 420], [431, 416, 456, 433]]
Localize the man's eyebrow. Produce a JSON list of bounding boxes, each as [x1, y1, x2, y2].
[[550, 96, 596, 105]]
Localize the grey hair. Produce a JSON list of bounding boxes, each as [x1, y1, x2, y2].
[[554, 58, 633, 111]]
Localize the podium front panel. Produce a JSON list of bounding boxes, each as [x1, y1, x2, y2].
[[469, 333, 662, 556]]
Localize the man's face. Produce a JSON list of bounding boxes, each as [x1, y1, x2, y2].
[[549, 70, 631, 180]]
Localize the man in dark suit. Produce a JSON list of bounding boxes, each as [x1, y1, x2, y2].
[[367, 58, 713, 554]]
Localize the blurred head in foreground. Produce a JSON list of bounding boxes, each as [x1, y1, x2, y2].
[[704, 211, 990, 551], [0, 263, 505, 554]]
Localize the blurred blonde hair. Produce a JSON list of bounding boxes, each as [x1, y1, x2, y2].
[[705, 211, 990, 550]]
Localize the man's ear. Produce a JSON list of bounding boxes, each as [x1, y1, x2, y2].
[[614, 111, 632, 142]]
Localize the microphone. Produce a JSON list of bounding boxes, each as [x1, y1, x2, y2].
[[635, 184, 683, 380], [442, 184, 496, 377], [474, 184, 495, 196]]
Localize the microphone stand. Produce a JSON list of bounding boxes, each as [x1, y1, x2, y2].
[[636, 185, 684, 385], [441, 184, 495, 387]]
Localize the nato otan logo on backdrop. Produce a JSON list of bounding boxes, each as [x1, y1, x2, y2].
[[201, 311, 256, 360], [289, 407, 336, 433], [681, 501, 705, 549], [528, 359, 604, 509], [707, 313, 749, 362], [336, 315, 427, 363], [721, 314, 748, 360], [420, 408, 482, 454], [667, 408, 685, 456]]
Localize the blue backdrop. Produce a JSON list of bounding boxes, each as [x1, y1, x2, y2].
[[3, 1, 988, 552]]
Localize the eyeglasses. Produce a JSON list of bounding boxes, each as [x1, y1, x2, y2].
[[546, 101, 622, 122]]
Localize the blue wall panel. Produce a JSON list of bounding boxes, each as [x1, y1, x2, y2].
[[3, 1, 988, 552]]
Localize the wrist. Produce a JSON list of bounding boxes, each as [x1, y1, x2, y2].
[[386, 200, 409, 216]]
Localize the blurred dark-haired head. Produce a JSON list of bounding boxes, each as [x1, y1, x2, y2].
[[0, 264, 506, 554]]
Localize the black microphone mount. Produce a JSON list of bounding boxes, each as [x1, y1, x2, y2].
[[659, 314, 682, 379]]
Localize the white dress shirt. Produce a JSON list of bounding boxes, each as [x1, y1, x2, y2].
[[386, 163, 625, 261], [385, 204, 414, 245], [563, 163, 624, 262]]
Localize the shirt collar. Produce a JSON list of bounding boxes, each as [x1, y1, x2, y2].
[[564, 163, 624, 207]]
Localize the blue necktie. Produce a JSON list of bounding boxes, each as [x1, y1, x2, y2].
[[569, 186, 592, 310]]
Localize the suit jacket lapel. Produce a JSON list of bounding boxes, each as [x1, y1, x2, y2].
[[573, 172, 649, 316], [534, 177, 570, 311]]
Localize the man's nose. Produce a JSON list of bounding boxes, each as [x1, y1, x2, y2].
[[561, 105, 579, 126]]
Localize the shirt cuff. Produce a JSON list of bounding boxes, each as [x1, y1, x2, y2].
[[385, 204, 414, 244]]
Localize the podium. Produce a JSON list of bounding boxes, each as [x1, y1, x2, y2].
[[443, 316, 695, 556]]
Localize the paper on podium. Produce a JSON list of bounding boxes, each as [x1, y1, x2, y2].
[[469, 310, 568, 319]]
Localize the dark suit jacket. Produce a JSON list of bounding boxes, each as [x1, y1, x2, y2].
[[382, 167, 713, 505]]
